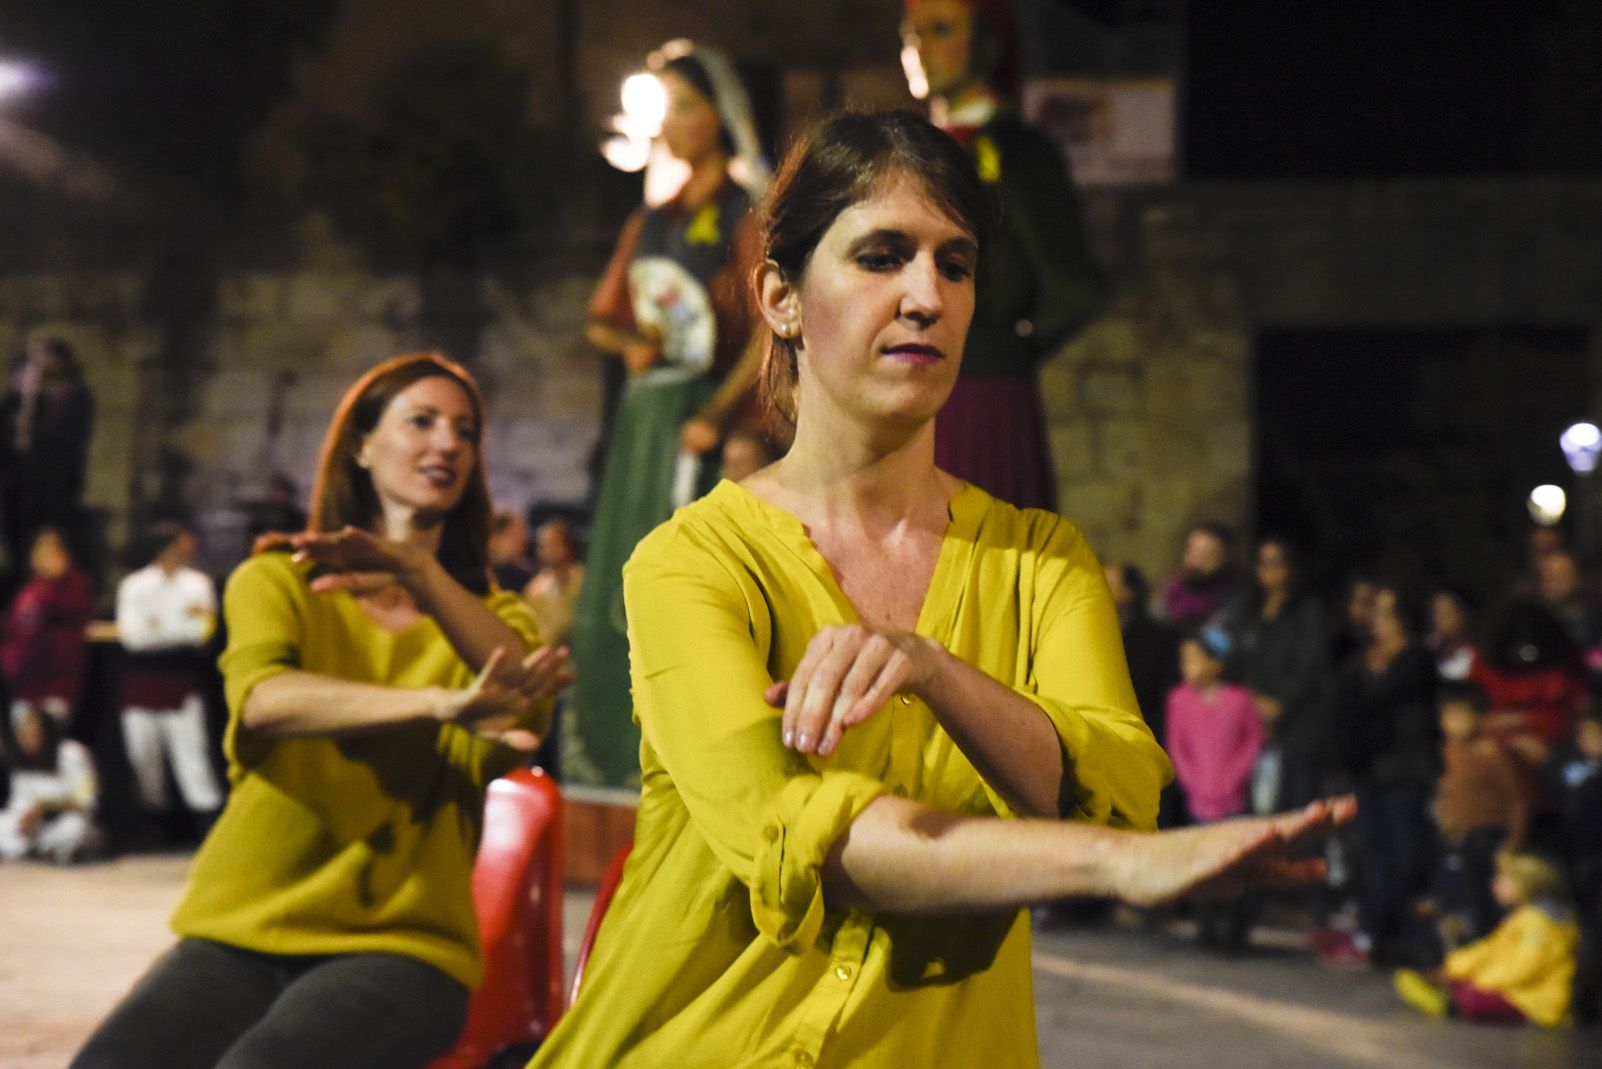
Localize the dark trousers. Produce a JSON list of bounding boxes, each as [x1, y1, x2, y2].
[[1432, 826, 1508, 941], [1574, 858, 1602, 1025], [1355, 781, 1432, 960], [71, 938, 470, 1069]]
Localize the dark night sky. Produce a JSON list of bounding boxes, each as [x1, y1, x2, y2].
[[1185, 0, 1602, 178], [2, 1, 1599, 207]]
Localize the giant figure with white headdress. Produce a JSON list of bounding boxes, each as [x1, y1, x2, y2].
[[568, 40, 769, 789]]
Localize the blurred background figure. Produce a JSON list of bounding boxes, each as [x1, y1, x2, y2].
[[1, 527, 93, 732], [1544, 706, 1602, 1024], [1469, 599, 1586, 769], [718, 427, 778, 484], [524, 518, 584, 649], [487, 508, 535, 594], [114, 522, 224, 842], [244, 472, 309, 547], [1533, 549, 1602, 665], [569, 40, 767, 789], [1327, 586, 1439, 967], [1331, 573, 1379, 665], [1395, 851, 1580, 1028], [1222, 537, 1330, 815], [1428, 587, 1476, 681], [900, 0, 1107, 511], [1161, 522, 1239, 627], [1104, 561, 1182, 826], [0, 337, 95, 584], [0, 697, 102, 864], [1427, 680, 1528, 950], [1165, 626, 1261, 951]]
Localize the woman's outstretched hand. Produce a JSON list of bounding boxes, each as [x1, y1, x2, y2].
[[1106, 797, 1357, 907], [290, 527, 431, 595], [764, 624, 946, 757], [434, 644, 573, 750]]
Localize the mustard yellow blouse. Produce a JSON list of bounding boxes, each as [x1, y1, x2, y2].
[[531, 481, 1170, 1068], [170, 550, 549, 990]]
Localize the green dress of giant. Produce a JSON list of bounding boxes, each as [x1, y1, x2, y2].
[[566, 180, 757, 789]]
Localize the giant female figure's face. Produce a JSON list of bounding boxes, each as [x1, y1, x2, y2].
[[659, 69, 723, 167]]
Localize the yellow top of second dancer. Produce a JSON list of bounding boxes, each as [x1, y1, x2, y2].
[[530, 479, 1169, 1067]]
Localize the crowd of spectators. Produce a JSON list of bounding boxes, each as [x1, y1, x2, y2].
[[1105, 519, 1602, 1027]]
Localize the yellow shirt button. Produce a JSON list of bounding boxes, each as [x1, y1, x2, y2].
[[897, 693, 914, 706], [835, 963, 853, 981], [763, 825, 779, 843], [794, 1051, 814, 1067]]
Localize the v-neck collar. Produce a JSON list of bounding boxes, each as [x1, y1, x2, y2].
[[712, 479, 985, 640]]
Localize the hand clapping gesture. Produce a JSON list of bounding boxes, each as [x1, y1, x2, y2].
[[433, 644, 573, 751], [290, 527, 431, 595]]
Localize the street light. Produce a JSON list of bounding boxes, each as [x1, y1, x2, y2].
[[1561, 421, 1602, 558], [0, 60, 40, 103], [1528, 484, 1567, 526]]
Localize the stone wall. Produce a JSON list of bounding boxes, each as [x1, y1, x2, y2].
[[6, 177, 1601, 590], [1044, 179, 1602, 582], [0, 263, 603, 578]]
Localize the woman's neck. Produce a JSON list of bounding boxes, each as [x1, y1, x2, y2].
[[677, 151, 730, 210], [763, 412, 948, 532], [1262, 588, 1288, 619]]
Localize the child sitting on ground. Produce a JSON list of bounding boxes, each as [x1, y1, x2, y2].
[[1426, 680, 1528, 947], [1166, 626, 1262, 950], [0, 700, 103, 864], [1395, 851, 1579, 1026]]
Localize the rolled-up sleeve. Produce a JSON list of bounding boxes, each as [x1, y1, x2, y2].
[[1014, 524, 1172, 830], [624, 532, 886, 951], [217, 553, 304, 770]]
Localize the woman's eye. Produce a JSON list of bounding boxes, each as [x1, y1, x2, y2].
[[857, 252, 902, 272], [409, 415, 432, 429], [939, 259, 973, 281]]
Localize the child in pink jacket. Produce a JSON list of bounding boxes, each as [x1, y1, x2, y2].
[[1166, 626, 1263, 949]]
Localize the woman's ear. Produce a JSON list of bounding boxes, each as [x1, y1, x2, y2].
[[754, 259, 801, 340]]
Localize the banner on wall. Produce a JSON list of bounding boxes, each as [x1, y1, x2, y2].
[[1022, 76, 1177, 187]]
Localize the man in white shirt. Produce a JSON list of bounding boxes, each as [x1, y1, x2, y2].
[[115, 522, 223, 832]]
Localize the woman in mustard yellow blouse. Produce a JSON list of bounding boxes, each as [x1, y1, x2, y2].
[[531, 112, 1352, 1068], [74, 353, 570, 1069]]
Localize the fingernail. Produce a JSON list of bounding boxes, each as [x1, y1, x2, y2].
[[796, 731, 811, 751], [782, 727, 793, 747]]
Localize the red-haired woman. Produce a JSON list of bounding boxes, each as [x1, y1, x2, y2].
[[74, 353, 570, 1069]]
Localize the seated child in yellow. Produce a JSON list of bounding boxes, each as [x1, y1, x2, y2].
[[1443, 902, 1581, 1027]]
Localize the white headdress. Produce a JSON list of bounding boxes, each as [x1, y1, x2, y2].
[[648, 39, 771, 199]]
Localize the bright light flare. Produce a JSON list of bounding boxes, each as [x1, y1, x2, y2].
[[620, 73, 666, 137], [1561, 421, 1602, 475], [0, 61, 41, 102], [900, 44, 929, 100], [1529, 484, 1568, 526], [601, 73, 667, 175]]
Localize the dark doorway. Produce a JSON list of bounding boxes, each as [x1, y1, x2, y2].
[[1254, 327, 1592, 603]]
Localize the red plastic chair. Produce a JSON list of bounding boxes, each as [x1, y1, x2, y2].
[[567, 840, 633, 1008], [429, 768, 564, 1069]]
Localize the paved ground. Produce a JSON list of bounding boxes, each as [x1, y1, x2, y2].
[[2, 855, 1596, 1068]]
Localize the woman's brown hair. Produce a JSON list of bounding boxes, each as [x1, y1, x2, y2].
[[263, 352, 493, 595], [758, 109, 990, 428]]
